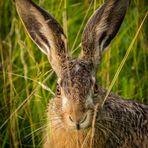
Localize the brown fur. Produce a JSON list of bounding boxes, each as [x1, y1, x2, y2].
[[44, 96, 105, 148], [44, 89, 148, 148], [16, 0, 148, 148]]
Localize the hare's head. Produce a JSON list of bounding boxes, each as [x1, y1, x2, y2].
[[16, 0, 129, 130]]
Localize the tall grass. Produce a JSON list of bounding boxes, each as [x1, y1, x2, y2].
[[0, 0, 148, 147]]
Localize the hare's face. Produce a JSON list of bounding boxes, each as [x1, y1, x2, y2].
[[52, 60, 97, 130], [16, 0, 129, 130]]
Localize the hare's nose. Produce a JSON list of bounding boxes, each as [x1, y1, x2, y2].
[[69, 114, 87, 124], [69, 115, 87, 130]]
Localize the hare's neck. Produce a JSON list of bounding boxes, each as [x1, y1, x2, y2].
[[44, 126, 105, 148]]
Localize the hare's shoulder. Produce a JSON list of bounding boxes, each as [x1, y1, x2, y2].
[[96, 88, 148, 112], [95, 88, 148, 128], [95, 88, 148, 147]]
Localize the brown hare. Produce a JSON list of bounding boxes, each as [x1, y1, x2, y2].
[[15, 0, 148, 147]]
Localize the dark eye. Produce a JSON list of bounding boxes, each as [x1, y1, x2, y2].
[[94, 83, 99, 94], [56, 84, 61, 96]]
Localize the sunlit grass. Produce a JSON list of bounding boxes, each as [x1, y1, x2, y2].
[[0, 0, 148, 147]]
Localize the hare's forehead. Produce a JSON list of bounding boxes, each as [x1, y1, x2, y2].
[[59, 63, 95, 87]]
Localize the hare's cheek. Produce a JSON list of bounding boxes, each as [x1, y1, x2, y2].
[[81, 110, 93, 128], [62, 114, 72, 128], [49, 98, 63, 114], [62, 96, 69, 110], [85, 96, 94, 109]]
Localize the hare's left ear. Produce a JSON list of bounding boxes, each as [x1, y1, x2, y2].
[[81, 0, 130, 68], [15, 0, 68, 77]]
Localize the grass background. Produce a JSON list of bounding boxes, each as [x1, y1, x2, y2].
[[0, 0, 148, 147]]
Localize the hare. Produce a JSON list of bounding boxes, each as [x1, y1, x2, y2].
[[15, 0, 148, 148]]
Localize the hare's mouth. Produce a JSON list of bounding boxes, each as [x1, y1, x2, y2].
[[66, 122, 91, 131]]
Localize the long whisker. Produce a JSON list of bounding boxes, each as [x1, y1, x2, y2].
[[22, 121, 46, 131], [24, 124, 48, 139]]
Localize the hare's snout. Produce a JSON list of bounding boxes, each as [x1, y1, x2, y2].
[[65, 111, 92, 130], [68, 114, 87, 130]]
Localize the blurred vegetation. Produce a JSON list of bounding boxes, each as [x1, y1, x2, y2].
[[0, 0, 148, 147]]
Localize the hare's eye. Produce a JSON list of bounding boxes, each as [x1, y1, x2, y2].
[[56, 84, 61, 96], [94, 83, 99, 94]]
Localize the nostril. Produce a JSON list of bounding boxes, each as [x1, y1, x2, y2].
[[80, 114, 87, 123], [69, 116, 74, 122]]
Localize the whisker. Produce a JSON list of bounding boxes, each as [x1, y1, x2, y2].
[[24, 124, 48, 139]]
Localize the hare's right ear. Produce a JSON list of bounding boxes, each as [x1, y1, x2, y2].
[[15, 0, 67, 77], [81, 0, 130, 68]]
